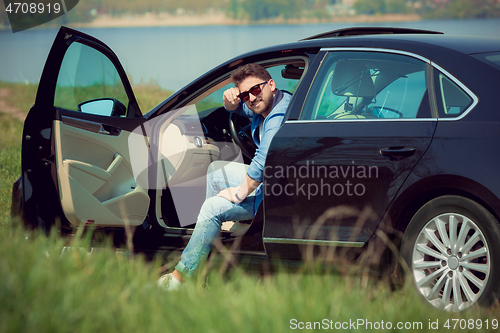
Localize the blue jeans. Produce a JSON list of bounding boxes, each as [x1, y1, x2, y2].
[[174, 161, 256, 277]]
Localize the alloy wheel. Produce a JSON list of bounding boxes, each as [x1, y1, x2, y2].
[[412, 213, 490, 311]]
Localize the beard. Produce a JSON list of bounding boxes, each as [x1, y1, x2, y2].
[[247, 92, 273, 116]]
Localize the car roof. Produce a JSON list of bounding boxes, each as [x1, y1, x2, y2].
[[336, 34, 500, 55]]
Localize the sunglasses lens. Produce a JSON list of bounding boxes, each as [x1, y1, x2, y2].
[[238, 81, 267, 101], [248, 85, 262, 96], [239, 91, 250, 101]]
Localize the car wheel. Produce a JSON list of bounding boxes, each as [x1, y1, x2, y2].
[[401, 195, 500, 311]]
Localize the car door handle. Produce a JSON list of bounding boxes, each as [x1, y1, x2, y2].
[[61, 116, 122, 136], [98, 124, 110, 135], [100, 124, 122, 136], [106, 153, 123, 175], [379, 147, 416, 161]]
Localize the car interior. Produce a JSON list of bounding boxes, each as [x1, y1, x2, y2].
[[304, 52, 429, 121]]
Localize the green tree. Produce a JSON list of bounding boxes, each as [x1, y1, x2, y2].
[[227, 0, 303, 21], [226, 0, 246, 19], [447, 0, 500, 18], [386, 0, 408, 13], [353, 0, 408, 14], [418, 0, 500, 18], [353, 0, 384, 14]]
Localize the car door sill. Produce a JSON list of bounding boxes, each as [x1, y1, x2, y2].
[[263, 237, 364, 247]]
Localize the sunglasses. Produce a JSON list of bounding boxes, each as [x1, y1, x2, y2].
[[237, 81, 268, 101]]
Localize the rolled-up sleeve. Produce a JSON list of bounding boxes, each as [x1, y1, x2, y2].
[[246, 92, 291, 182], [225, 102, 254, 119], [246, 112, 284, 182], [226, 92, 290, 184]]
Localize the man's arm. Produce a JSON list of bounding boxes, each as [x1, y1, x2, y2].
[[223, 87, 255, 119], [217, 93, 290, 204], [216, 114, 282, 204]]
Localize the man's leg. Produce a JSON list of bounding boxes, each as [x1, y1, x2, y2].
[[204, 160, 248, 199], [174, 161, 255, 278]]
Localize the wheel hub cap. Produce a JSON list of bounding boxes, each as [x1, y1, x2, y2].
[[448, 256, 459, 270]]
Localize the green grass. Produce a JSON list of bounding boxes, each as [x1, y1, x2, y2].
[[0, 81, 33, 229], [1, 226, 499, 333], [0, 81, 38, 114], [132, 81, 173, 113], [0, 113, 23, 229], [0, 80, 171, 117], [1, 81, 500, 332]]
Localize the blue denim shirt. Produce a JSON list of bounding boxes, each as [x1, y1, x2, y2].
[[229, 89, 291, 213]]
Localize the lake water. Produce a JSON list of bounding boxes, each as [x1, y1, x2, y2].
[[1, 18, 500, 91]]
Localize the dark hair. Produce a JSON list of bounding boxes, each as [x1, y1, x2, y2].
[[231, 63, 272, 87]]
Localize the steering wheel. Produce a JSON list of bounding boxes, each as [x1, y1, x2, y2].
[[369, 106, 403, 119], [229, 112, 257, 160]]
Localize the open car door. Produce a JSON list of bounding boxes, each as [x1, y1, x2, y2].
[[21, 27, 150, 228]]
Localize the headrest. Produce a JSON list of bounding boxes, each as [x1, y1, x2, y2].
[[331, 61, 375, 98]]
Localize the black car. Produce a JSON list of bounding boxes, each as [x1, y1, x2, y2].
[[11, 26, 500, 311]]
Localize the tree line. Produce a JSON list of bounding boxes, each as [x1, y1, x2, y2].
[[1, 0, 499, 29], [354, 0, 500, 18]]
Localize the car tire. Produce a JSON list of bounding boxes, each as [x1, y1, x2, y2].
[[401, 195, 500, 311]]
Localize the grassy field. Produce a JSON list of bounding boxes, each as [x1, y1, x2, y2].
[[0, 114, 23, 229], [1, 81, 499, 332]]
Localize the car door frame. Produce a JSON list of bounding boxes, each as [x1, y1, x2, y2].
[[21, 26, 148, 230], [153, 52, 321, 237]]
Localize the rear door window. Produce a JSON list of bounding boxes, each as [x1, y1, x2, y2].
[[300, 51, 431, 121]]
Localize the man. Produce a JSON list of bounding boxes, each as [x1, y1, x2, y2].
[[159, 63, 291, 290]]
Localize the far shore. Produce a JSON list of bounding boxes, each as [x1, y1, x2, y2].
[[66, 12, 421, 29], [0, 12, 424, 32]]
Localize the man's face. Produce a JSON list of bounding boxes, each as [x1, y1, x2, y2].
[[238, 76, 276, 117]]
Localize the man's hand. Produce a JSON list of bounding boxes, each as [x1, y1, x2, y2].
[[216, 175, 261, 204], [223, 87, 241, 111], [217, 186, 243, 203]]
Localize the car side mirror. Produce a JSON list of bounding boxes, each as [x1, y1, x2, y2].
[[78, 98, 127, 117]]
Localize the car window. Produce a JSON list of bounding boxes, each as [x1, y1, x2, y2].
[[267, 64, 300, 95], [54, 42, 130, 117], [300, 51, 430, 121], [194, 63, 302, 114], [435, 72, 473, 118]]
